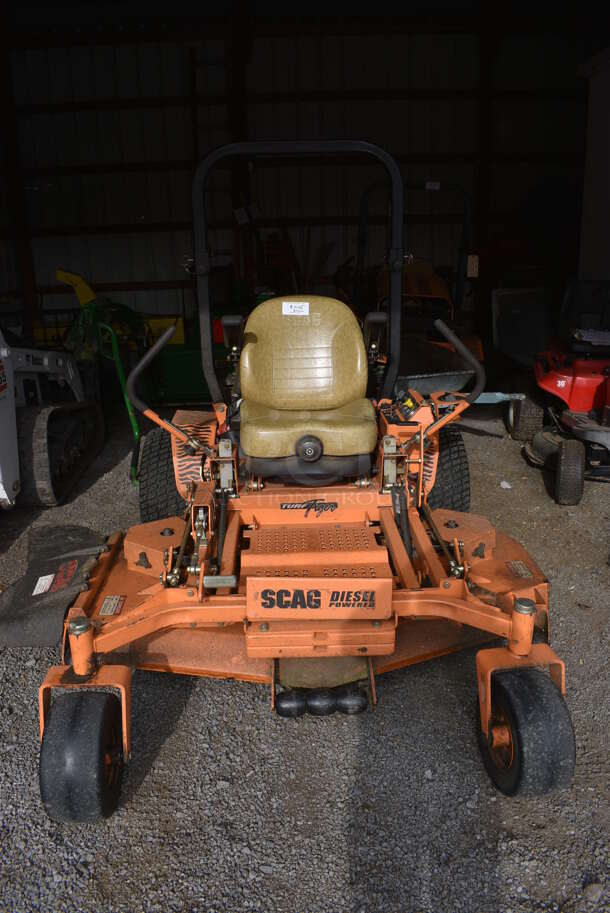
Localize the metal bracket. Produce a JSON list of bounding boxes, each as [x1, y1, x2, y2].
[[203, 575, 237, 589], [473, 392, 525, 404], [218, 439, 235, 491], [39, 663, 132, 761], [476, 643, 565, 736], [382, 435, 397, 488]]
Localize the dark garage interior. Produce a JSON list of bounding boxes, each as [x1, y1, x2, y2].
[[0, 5, 609, 913]]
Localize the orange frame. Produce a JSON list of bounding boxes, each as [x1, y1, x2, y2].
[[38, 398, 567, 752]]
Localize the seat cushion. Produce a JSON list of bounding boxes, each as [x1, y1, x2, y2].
[[240, 295, 368, 410], [240, 398, 378, 459]]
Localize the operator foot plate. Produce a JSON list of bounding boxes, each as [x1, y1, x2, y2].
[[278, 655, 369, 690]]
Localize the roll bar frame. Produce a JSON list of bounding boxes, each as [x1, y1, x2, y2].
[[355, 178, 473, 317], [192, 140, 405, 402]]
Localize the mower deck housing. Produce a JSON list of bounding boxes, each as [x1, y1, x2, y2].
[[39, 401, 564, 761]]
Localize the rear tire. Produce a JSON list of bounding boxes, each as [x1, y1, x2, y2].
[[506, 395, 544, 441], [477, 668, 575, 796], [555, 438, 585, 505], [428, 426, 470, 512], [40, 692, 123, 822], [139, 426, 186, 522]]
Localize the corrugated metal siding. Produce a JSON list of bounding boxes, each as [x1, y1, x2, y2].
[[12, 44, 191, 104], [249, 34, 479, 92], [245, 31, 585, 282], [5, 39, 232, 313], [492, 35, 587, 89], [246, 33, 479, 279], [489, 33, 588, 230], [0, 243, 17, 306], [0, 29, 588, 312]]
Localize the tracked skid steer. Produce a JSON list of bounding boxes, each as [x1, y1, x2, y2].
[[0, 328, 103, 508], [1, 142, 574, 821]]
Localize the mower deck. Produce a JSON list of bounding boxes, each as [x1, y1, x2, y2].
[[40, 493, 558, 756]]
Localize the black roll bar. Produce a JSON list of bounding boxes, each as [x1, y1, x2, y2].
[[355, 179, 473, 317], [192, 140, 405, 402]]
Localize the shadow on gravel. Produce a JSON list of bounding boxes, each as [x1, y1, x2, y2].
[[540, 466, 558, 501], [347, 651, 503, 913], [70, 408, 193, 499], [71, 416, 136, 494], [458, 404, 506, 441], [120, 670, 195, 806], [0, 505, 42, 562], [0, 417, 135, 565]]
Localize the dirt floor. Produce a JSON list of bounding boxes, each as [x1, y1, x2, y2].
[[0, 409, 608, 913]]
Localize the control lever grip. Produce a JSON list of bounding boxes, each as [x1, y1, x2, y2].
[[126, 325, 176, 413]]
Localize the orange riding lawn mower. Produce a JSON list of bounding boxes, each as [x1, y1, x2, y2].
[[0, 142, 575, 822]]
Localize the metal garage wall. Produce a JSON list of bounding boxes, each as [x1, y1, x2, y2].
[[4, 40, 231, 317], [0, 169, 17, 304], [489, 34, 588, 222], [246, 32, 479, 279], [0, 19, 591, 318], [578, 46, 610, 280]]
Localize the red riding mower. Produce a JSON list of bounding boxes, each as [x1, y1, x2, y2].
[[0, 142, 575, 822], [509, 279, 610, 505]]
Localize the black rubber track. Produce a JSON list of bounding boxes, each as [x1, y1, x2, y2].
[[555, 438, 585, 506], [139, 426, 186, 522], [427, 425, 470, 512], [477, 668, 575, 796], [16, 404, 103, 507], [16, 406, 56, 506], [39, 692, 123, 822]]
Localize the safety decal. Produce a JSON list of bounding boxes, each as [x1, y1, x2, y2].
[[0, 359, 7, 397], [506, 559, 533, 579], [49, 560, 78, 592], [99, 595, 126, 617], [32, 574, 56, 596], [282, 301, 309, 316]]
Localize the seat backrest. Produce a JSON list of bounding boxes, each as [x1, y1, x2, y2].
[[240, 295, 368, 410]]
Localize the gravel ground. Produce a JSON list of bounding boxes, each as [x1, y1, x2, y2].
[[0, 412, 608, 913]]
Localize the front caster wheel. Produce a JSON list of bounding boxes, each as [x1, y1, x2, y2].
[[477, 669, 575, 796], [40, 692, 124, 822]]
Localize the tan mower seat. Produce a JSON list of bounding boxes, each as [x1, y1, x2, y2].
[[240, 399, 377, 458], [239, 295, 377, 460]]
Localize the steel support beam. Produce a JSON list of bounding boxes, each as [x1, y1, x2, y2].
[[7, 15, 602, 49], [14, 86, 585, 117]]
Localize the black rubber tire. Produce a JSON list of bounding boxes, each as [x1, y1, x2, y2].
[[555, 438, 585, 506], [477, 668, 575, 796], [139, 426, 186, 522], [506, 395, 544, 441], [39, 692, 123, 822], [427, 425, 470, 512]]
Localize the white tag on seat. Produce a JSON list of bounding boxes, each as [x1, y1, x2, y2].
[[282, 301, 309, 316]]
